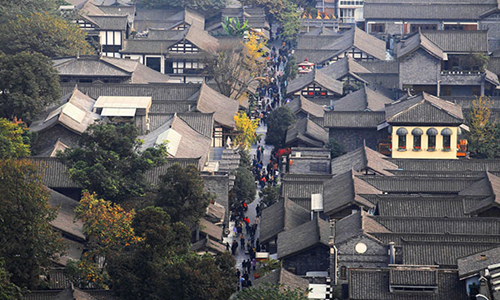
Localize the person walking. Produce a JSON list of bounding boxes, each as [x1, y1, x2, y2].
[[240, 233, 245, 250]]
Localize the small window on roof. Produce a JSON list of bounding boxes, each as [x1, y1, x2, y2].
[[426, 128, 438, 136]]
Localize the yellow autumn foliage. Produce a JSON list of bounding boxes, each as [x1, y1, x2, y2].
[[234, 111, 260, 150]]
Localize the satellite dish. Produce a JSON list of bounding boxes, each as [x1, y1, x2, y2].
[[355, 242, 367, 254]]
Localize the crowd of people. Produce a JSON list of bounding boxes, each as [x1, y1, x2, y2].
[[229, 28, 292, 291]]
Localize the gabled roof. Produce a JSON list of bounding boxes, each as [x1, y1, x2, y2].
[[191, 237, 226, 254], [321, 27, 387, 61], [29, 88, 100, 134], [460, 171, 500, 214], [304, 26, 339, 36], [287, 95, 325, 118], [361, 176, 479, 193], [86, 15, 128, 30], [254, 268, 310, 291], [331, 144, 398, 176], [260, 198, 311, 244], [53, 56, 170, 83], [138, 113, 212, 166], [195, 83, 239, 128], [333, 85, 393, 112], [54, 287, 98, 300], [297, 35, 342, 50], [285, 117, 329, 147], [323, 169, 381, 216], [334, 210, 389, 244], [287, 69, 343, 95], [277, 218, 330, 259], [133, 7, 204, 31], [320, 57, 372, 82], [323, 111, 385, 128], [397, 32, 447, 61], [199, 218, 222, 240], [422, 30, 489, 53], [35, 139, 70, 157], [49, 189, 85, 241], [385, 92, 464, 125], [458, 246, 500, 278]]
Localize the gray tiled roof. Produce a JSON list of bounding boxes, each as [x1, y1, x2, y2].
[[390, 158, 500, 172], [144, 158, 201, 186], [323, 170, 380, 215], [349, 268, 468, 300], [364, 2, 495, 20], [260, 198, 311, 244], [385, 92, 464, 124], [320, 57, 371, 82], [277, 218, 330, 259], [459, 172, 500, 214], [422, 30, 489, 53], [293, 49, 340, 65], [458, 246, 500, 278], [402, 241, 498, 266], [287, 95, 325, 118], [254, 268, 309, 292], [370, 215, 500, 235], [287, 69, 343, 96], [195, 83, 239, 128], [333, 86, 393, 112], [361, 176, 480, 193], [87, 15, 128, 30], [371, 232, 500, 247], [285, 117, 329, 147], [334, 210, 390, 244], [390, 269, 438, 286], [49, 189, 85, 241], [397, 32, 446, 60], [281, 180, 324, 200], [364, 194, 485, 217], [61, 82, 200, 101], [323, 111, 385, 128], [357, 61, 399, 74], [330, 144, 398, 176], [321, 27, 387, 61], [29, 158, 79, 188], [297, 35, 342, 50], [303, 26, 339, 36], [30, 88, 100, 134]]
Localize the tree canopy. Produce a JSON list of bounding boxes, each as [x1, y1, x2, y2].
[[0, 159, 65, 289], [0, 0, 59, 23], [155, 164, 212, 225], [234, 111, 260, 150], [59, 122, 168, 202], [0, 52, 61, 122], [0, 12, 94, 58], [0, 118, 31, 159], [222, 17, 250, 36], [0, 260, 22, 300], [109, 206, 236, 300], [265, 106, 296, 148], [466, 96, 500, 158]]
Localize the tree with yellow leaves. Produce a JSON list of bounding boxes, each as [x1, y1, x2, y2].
[[466, 95, 500, 158], [234, 111, 260, 150], [205, 31, 267, 100], [66, 192, 141, 288]]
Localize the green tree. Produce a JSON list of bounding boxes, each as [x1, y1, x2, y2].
[[328, 138, 346, 159], [109, 207, 236, 300], [0, 159, 65, 289], [0, 52, 61, 122], [278, 5, 301, 43], [222, 17, 250, 36], [259, 185, 280, 208], [134, 0, 226, 13], [59, 122, 167, 202], [0, 12, 94, 58], [284, 55, 298, 81], [233, 165, 257, 204], [0, 0, 58, 23], [466, 96, 500, 158], [265, 107, 296, 148], [155, 164, 212, 225], [235, 283, 309, 300], [0, 260, 22, 300], [0, 118, 31, 159]]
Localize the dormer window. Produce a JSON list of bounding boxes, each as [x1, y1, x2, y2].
[[427, 128, 438, 151], [396, 127, 408, 151], [441, 128, 452, 151], [411, 128, 423, 151]]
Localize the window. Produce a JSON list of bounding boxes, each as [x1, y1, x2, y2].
[[371, 23, 386, 33], [301, 84, 330, 98], [396, 127, 408, 150], [340, 8, 355, 23], [427, 128, 438, 150], [340, 266, 347, 280], [410, 24, 437, 33], [310, 162, 328, 172], [412, 128, 423, 150], [146, 57, 161, 72], [441, 128, 452, 150], [169, 41, 199, 53]]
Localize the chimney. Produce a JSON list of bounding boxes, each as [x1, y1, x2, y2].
[[389, 242, 396, 264]]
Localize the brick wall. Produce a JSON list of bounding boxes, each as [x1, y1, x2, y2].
[[202, 173, 230, 224]]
